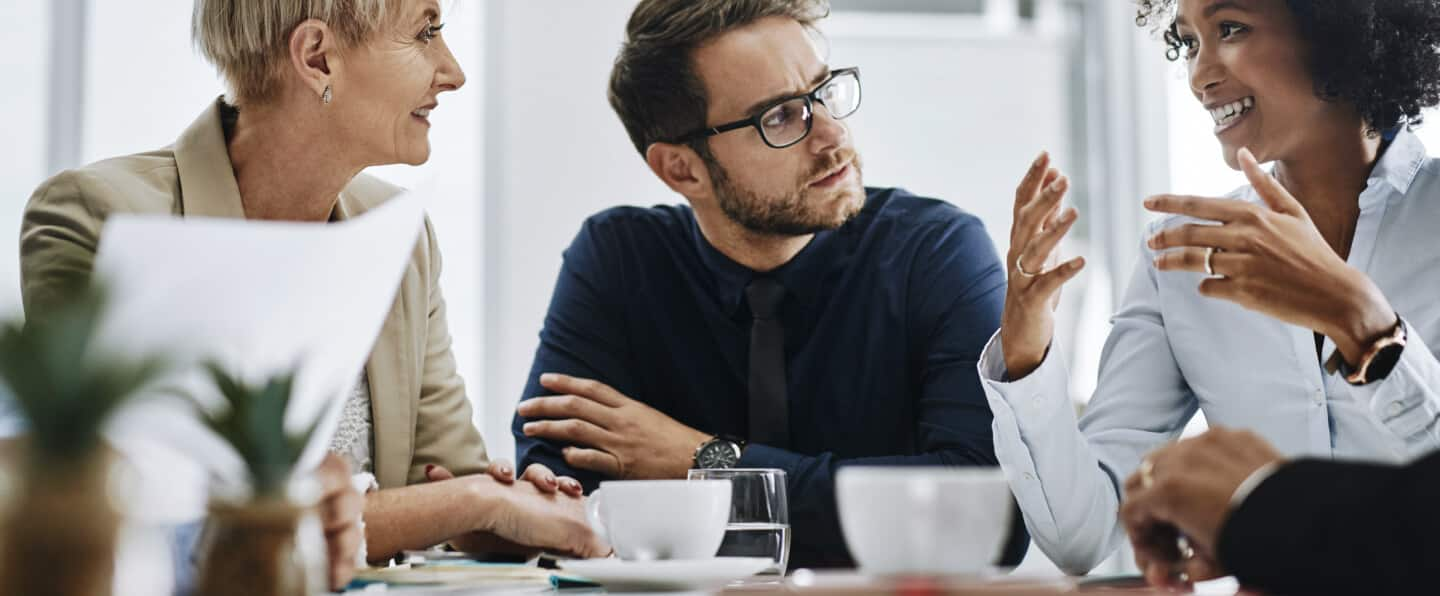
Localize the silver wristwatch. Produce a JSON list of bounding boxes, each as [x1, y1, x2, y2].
[[692, 435, 744, 469]]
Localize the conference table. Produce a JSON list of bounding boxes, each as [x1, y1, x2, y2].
[[344, 567, 1252, 595]]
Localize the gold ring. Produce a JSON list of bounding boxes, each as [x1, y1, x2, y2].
[[1138, 458, 1155, 489], [1177, 535, 1195, 561], [1203, 247, 1216, 277], [1015, 254, 1039, 278]]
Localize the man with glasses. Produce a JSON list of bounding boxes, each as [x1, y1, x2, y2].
[[512, 0, 1024, 568]]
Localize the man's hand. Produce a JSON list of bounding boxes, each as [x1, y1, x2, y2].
[[517, 373, 710, 479], [1120, 428, 1284, 589], [316, 453, 364, 591]]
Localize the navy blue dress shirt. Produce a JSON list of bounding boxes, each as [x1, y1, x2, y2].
[[514, 187, 1025, 567]]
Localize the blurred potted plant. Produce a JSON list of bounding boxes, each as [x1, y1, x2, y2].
[[194, 363, 326, 596], [0, 286, 165, 596]]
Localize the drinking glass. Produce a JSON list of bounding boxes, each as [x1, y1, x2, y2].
[[687, 468, 790, 575]]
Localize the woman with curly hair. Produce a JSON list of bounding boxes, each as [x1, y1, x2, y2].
[[976, 0, 1440, 581]]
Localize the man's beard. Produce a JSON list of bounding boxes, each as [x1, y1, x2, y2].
[[706, 150, 865, 237]]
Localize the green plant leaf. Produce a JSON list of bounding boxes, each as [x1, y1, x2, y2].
[[201, 362, 313, 497], [0, 284, 165, 463]]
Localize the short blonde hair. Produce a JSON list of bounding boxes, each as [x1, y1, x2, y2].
[[192, 0, 393, 106]]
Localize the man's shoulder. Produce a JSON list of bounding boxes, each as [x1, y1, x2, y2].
[[584, 203, 694, 228], [861, 187, 986, 236], [576, 203, 696, 246]]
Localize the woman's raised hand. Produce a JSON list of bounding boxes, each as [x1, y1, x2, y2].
[[1000, 151, 1086, 379]]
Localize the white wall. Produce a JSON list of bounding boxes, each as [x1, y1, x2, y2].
[[825, 13, 1072, 257], [478, 1, 673, 462], [83, 1, 225, 164], [0, 2, 50, 316]]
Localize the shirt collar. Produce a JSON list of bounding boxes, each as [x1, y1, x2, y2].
[[691, 216, 832, 318], [173, 97, 248, 219], [1369, 126, 1428, 198]]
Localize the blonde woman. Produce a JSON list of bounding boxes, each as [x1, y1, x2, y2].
[[20, 0, 606, 588]]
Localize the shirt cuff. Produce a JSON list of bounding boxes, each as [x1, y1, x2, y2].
[[1351, 318, 1440, 438], [977, 329, 1071, 415], [351, 472, 379, 568], [737, 443, 804, 470], [351, 472, 379, 495], [1229, 461, 1282, 510]]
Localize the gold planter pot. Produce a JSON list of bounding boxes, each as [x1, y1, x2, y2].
[[0, 447, 121, 596], [197, 493, 326, 596]]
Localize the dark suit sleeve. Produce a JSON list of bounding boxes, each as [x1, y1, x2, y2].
[[737, 215, 1027, 567], [513, 217, 635, 489], [1218, 451, 1440, 595]]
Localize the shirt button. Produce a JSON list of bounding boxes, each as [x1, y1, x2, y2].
[[1388, 401, 1405, 417], [1023, 472, 1035, 481]]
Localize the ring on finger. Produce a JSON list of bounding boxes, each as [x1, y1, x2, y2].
[[1203, 246, 1226, 279], [1015, 254, 1039, 278], [1138, 458, 1156, 489]]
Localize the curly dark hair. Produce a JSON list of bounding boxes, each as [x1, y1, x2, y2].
[[1135, 0, 1440, 133]]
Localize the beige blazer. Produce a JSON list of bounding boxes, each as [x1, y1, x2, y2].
[[19, 98, 488, 489]]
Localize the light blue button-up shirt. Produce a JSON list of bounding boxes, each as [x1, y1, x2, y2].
[[978, 129, 1440, 574]]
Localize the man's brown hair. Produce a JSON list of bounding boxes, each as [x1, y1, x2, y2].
[[608, 0, 830, 157]]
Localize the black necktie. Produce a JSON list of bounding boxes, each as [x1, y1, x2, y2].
[[745, 277, 789, 448]]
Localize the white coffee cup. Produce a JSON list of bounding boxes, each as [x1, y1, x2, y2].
[[836, 467, 1012, 575], [585, 479, 732, 561]]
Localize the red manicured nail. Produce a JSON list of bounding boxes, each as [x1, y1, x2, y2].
[[425, 464, 435, 474]]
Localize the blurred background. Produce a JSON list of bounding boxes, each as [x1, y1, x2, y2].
[[3, 0, 1437, 574]]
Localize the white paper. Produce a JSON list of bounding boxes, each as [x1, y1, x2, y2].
[[90, 193, 423, 521]]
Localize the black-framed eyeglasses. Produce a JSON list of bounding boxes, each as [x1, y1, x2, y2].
[[676, 67, 862, 150]]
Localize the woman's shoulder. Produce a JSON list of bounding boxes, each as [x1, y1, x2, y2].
[[26, 147, 182, 217]]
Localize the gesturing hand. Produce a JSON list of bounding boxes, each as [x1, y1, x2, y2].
[[517, 373, 710, 480], [1145, 147, 1397, 365], [1000, 151, 1086, 379]]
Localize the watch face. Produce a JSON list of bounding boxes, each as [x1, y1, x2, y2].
[[1366, 342, 1406, 383], [697, 441, 740, 469]]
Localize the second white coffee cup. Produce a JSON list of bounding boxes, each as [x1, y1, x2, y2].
[[586, 479, 732, 561], [837, 467, 1013, 575]]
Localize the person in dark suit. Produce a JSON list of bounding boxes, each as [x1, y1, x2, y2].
[[1121, 427, 1440, 594]]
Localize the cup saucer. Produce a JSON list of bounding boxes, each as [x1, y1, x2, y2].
[[558, 557, 773, 592]]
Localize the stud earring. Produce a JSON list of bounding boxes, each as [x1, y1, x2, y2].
[[321, 85, 332, 105]]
